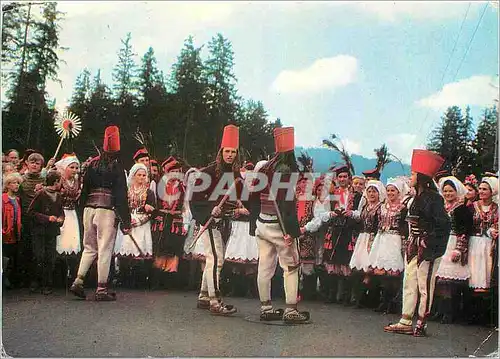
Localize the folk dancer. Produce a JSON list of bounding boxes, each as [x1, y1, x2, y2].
[[190, 124, 245, 315], [384, 149, 450, 337], [248, 127, 310, 323], [69, 126, 132, 301]]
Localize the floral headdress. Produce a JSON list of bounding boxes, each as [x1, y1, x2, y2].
[[464, 174, 478, 189]]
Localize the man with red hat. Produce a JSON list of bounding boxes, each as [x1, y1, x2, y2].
[[69, 126, 132, 301], [384, 149, 451, 337], [248, 127, 310, 323], [190, 124, 247, 315]]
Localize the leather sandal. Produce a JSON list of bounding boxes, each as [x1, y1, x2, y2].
[[383, 322, 413, 335]]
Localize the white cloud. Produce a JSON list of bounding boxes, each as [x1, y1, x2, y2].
[[416, 75, 498, 110], [385, 133, 422, 164], [271, 55, 358, 94], [347, 1, 477, 22]]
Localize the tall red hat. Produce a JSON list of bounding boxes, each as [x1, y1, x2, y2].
[[133, 148, 149, 161], [220, 125, 239, 149], [103, 126, 120, 152], [411, 149, 444, 178], [274, 127, 294, 153]]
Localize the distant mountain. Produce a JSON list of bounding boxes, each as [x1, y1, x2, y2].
[[294, 146, 410, 183]]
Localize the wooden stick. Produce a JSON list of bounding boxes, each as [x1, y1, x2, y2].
[[46, 136, 64, 170]]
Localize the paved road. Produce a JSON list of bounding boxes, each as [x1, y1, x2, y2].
[[2, 289, 498, 357]]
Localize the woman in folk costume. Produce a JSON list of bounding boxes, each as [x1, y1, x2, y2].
[[114, 163, 156, 287], [428, 175, 473, 324], [180, 167, 207, 291], [464, 174, 479, 207], [322, 163, 363, 305], [464, 175, 498, 326], [367, 177, 409, 314], [384, 149, 450, 337], [300, 174, 332, 300], [54, 153, 82, 283], [349, 180, 386, 308], [223, 163, 259, 298], [468, 176, 498, 291], [182, 167, 205, 262], [294, 153, 319, 300], [152, 156, 188, 289]]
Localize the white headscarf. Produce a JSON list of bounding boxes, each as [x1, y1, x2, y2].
[[127, 163, 149, 188], [254, 160, 268, 173], [386, 177, 410, 198], [364, 180, 387, 203], [438, 175, 468, 198], [481, 177, 499, 201], [55, 155, 80, 174]]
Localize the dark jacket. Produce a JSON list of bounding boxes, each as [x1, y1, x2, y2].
[[190, 162, 245, 226], [80, 154, 131, 229], [27, 188, 65, 238], [248, 157, 301, 239], [409, 189, 451, 262]]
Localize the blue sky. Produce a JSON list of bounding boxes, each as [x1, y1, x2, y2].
[[44, 1, 498, 163]]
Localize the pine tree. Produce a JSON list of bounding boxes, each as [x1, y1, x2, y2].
[[112, 32, 137, 102], [204, 34, 241, 153], [169, 36, 209, 165], [2, 2, 64, 153], [427, 106, 474, 179], [238, 100, 275, 161], [136, 47, 168, 158], [473, 106, 498, 174]]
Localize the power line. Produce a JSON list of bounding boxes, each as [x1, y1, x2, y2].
[[452, 2, 489, 81], [408, 3, 473, 148], [439, 2, 471, 86]]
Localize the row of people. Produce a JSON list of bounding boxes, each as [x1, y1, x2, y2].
[[3, 125, 498, 330]]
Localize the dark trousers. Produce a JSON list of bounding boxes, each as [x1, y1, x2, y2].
[[32, 232, 57, 288], [3, 243, 19, 287]]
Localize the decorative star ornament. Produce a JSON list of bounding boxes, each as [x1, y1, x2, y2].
[[54, 110, 82, 139]]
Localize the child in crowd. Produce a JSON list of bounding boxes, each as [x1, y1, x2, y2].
[[2, 173, 23, 289], [27, 170, 64, 294]]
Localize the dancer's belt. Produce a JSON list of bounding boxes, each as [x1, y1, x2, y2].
[[86, 188, 113, 208], [258, 213, 279, 224]]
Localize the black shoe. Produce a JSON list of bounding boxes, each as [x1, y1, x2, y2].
[[42, 287, 53, 295], [95, 291, 117, 301], [69, 283, 86, 299]]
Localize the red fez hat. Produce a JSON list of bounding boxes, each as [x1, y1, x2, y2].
[[220, 125, 239, 149], [103, 126, 120, 152], [150, 159, 159, 168], [161, 156, 181, 172], [274, 127, 295, 153], [411, 149, 444, 178], [133, 148, 149, 161], [362, 168, 381, 180]]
